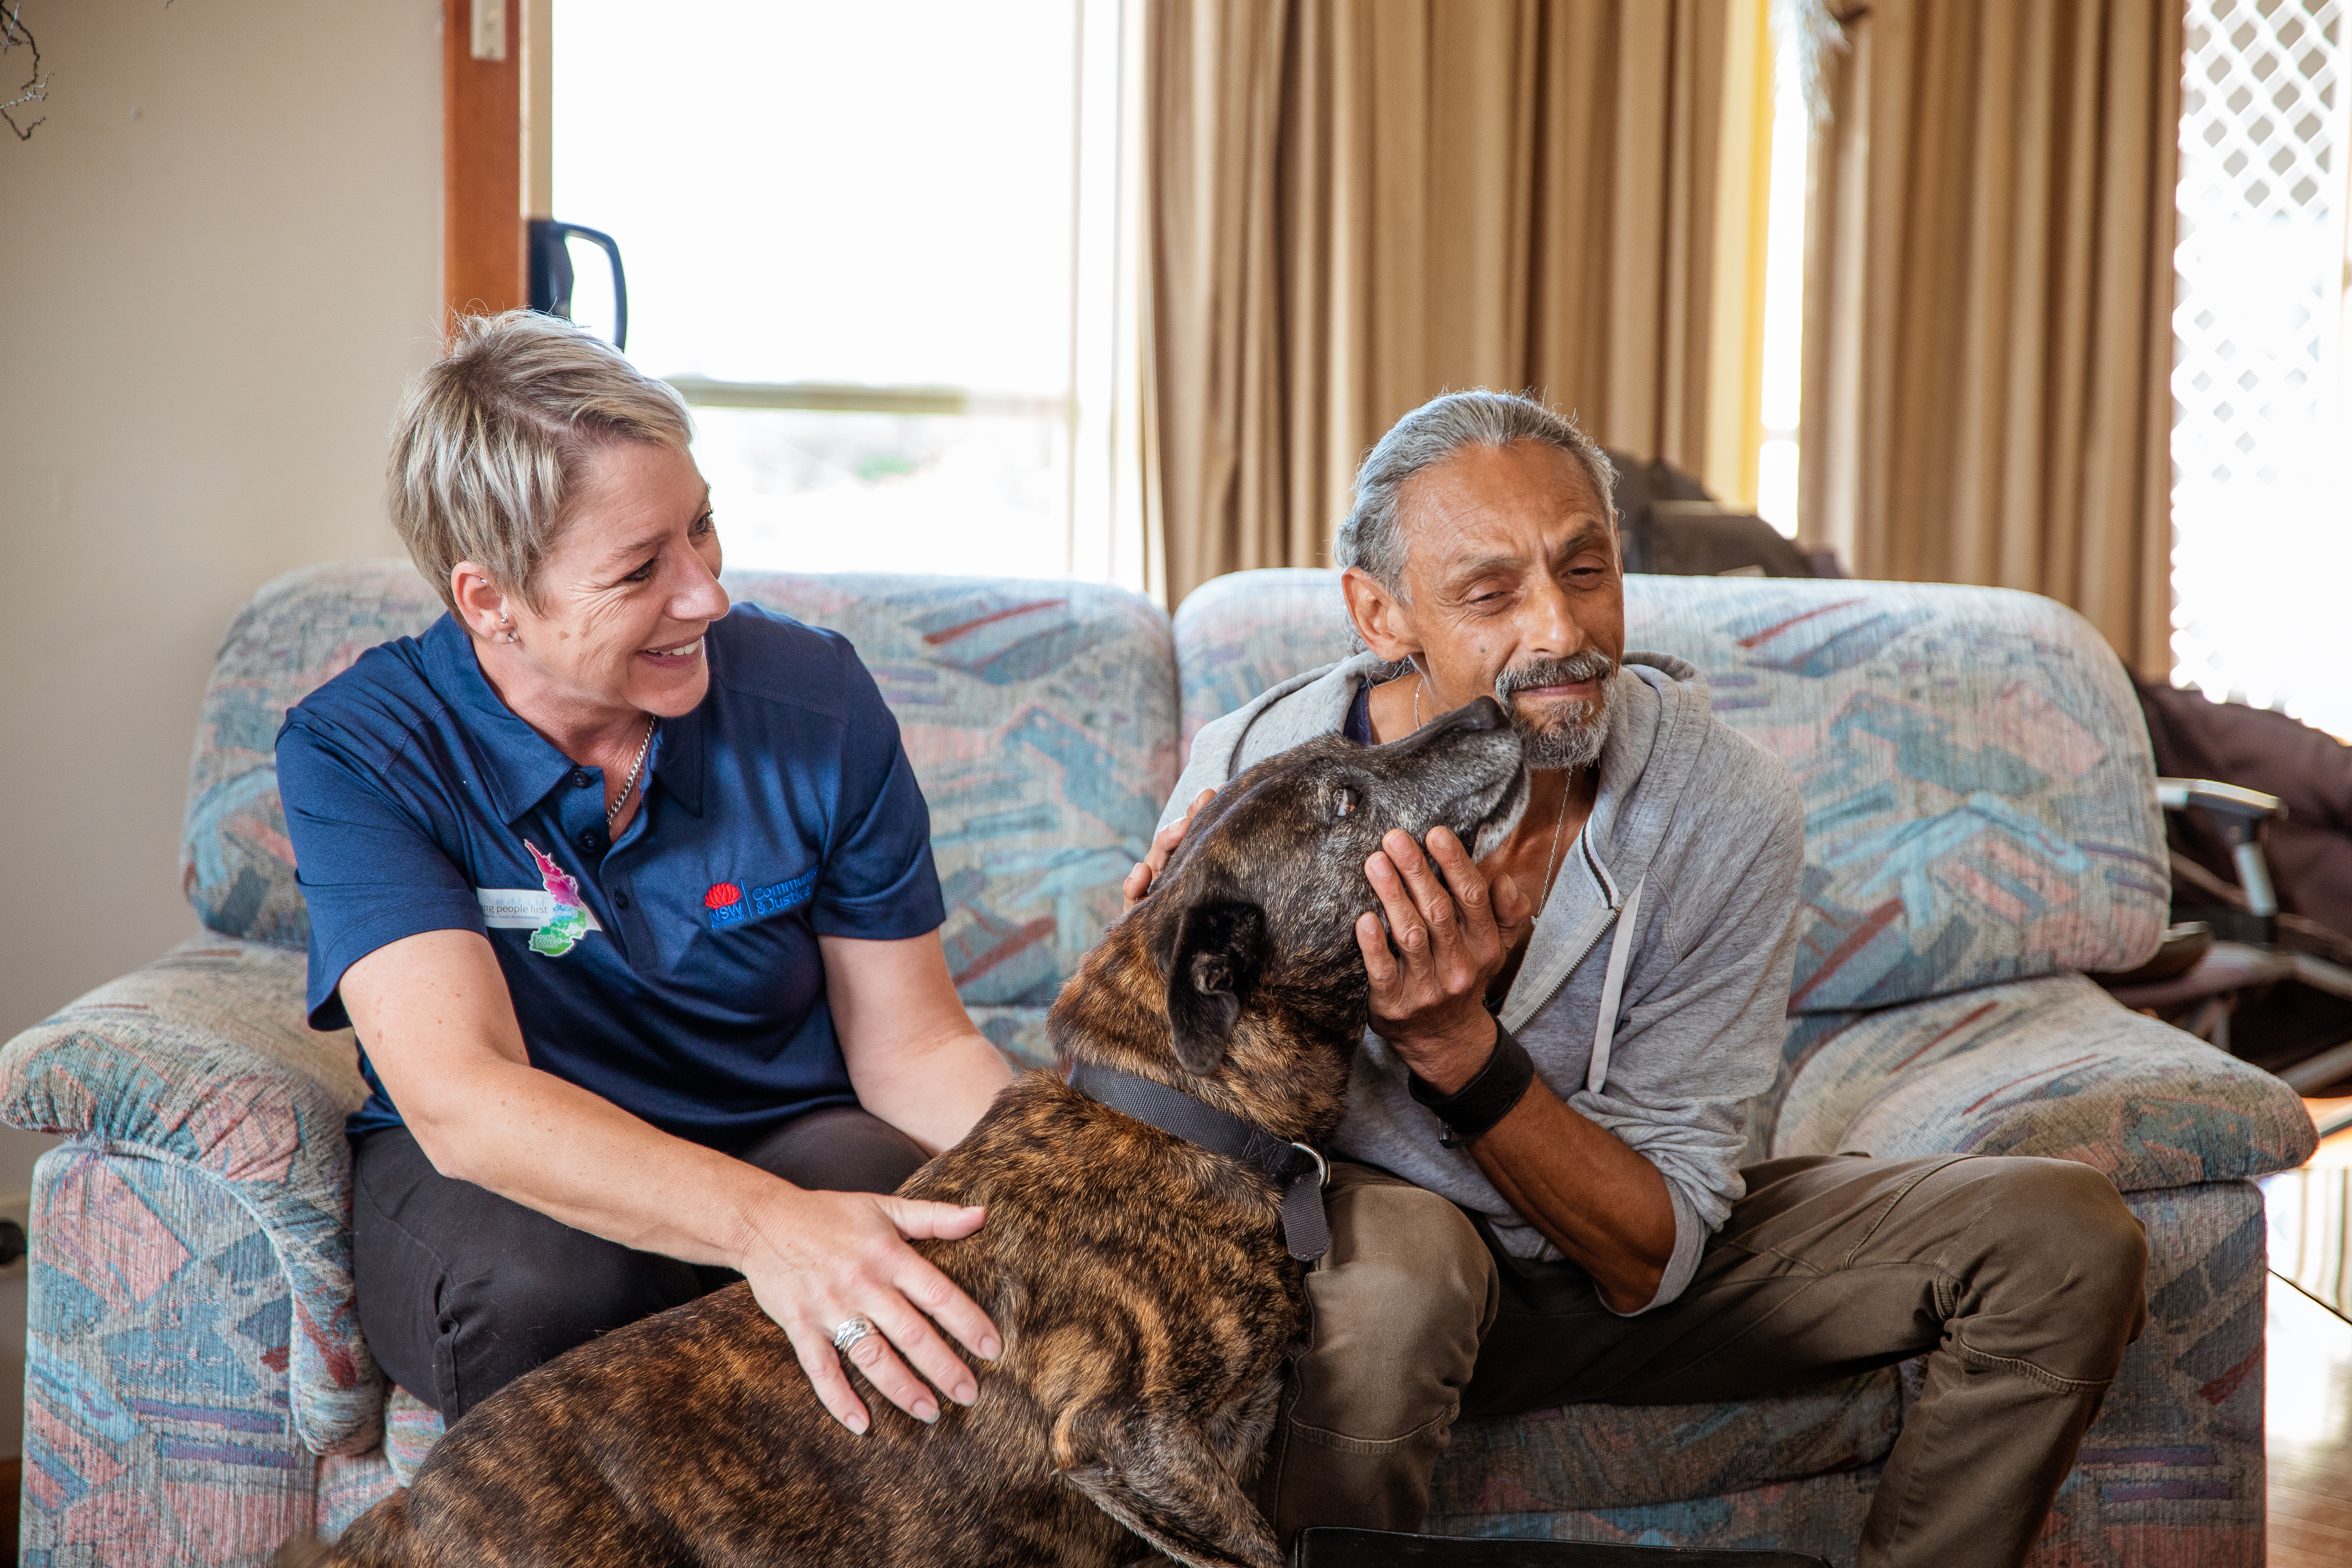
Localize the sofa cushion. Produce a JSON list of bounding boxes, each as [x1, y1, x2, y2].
[[0, 939, 379, 1456], [1433, 1370, 1904, 1517], [1173, 570, 2168, 1010], [181, 563, 1178, 1062], [1764, 973, 2317, 1187]]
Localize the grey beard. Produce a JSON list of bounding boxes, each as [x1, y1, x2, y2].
[[1495, 651, 1614, 771]]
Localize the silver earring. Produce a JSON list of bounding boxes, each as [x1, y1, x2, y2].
[[499, 612, 519, 646]]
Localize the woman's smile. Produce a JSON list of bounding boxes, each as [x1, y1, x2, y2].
[[639, 636, 706, 668]]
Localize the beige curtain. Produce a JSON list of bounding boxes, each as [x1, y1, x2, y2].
[[1141, 1, 1747, 606], [1798, 0, 2185, 675]]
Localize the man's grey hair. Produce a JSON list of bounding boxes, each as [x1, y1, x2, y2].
[[1332, 390, 1617, 601]]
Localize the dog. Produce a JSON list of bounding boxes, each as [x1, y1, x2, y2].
[[284, 698, 1527, 1568]]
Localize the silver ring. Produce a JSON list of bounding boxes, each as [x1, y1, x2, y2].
[[831, 1316, 877, 1355]]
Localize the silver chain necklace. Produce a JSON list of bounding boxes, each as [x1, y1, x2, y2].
[[1416, 672, 1573, 917], [1536, 775, 1571, 917], [606, 716, 658, 827]]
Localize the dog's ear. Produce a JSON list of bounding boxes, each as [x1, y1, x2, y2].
[[1164, 900, 1267, 1075]]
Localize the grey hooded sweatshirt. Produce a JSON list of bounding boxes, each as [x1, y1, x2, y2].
[[1158, 651, 1806, 1312]]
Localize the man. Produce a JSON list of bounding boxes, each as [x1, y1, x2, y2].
[[1124, 392, 2148, 1568]]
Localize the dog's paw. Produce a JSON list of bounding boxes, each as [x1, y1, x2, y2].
[[271, 1537, 336, 1568]]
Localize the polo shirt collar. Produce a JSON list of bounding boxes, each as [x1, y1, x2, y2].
[[420, 615, 707, 824], [653, 698, 706, 817]]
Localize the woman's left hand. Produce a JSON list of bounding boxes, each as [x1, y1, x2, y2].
[[733, 1183, 1001, 1436]]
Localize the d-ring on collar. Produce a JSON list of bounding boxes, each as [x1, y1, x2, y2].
[[1066, 1062, 1332, 1261]]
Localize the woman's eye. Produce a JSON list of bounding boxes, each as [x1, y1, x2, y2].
[[622, 558, 656, 584], [1332, 786, 1358, 819]]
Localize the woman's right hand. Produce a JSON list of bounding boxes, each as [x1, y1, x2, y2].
[[1121, 788, 1215, 911], [736, 1184, 1001, 1435]]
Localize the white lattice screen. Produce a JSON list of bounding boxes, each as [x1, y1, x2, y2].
[[2171, 0, 2352, 737]]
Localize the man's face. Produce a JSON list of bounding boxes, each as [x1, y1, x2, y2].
[[1347, 439, 1625, 770]]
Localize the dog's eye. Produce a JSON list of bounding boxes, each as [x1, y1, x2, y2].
[[1332, 786, 1358, 819]]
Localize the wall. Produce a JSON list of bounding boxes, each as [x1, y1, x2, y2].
[[0, 0, 443, 1452]]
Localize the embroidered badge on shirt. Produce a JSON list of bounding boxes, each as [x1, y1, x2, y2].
[[704, 870, 817, 930], [521, 841, 594, 955], [469, 841, 605, 957]]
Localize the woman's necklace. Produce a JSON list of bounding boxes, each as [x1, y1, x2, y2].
[[1419, 671, 1573, 919], [606, 716, 657, 827]]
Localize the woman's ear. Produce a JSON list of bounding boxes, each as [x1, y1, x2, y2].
[[1340, 566, 1421, 668], [450, 564, 510, 642]]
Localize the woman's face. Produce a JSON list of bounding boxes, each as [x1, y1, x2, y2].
[[480, 439, 730, 722]]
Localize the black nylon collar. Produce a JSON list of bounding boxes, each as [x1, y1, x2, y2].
[[1066, 1061, 1332, 1261]]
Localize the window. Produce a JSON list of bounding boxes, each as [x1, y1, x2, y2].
[[1753, 18, 1812, 538], [551, 1, 1124, 581], [2170, 0, 2352, 737]]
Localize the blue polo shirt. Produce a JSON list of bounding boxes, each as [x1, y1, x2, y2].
[[276, 606, 946, 1152]]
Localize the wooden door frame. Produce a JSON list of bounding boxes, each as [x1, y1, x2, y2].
[[444, 0, 525, 325]]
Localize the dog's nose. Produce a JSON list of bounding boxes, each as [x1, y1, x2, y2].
[[1405, 697, 1508, 748]]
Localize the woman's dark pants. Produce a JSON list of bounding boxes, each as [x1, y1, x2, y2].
[[350, 1106, 930, 1420]]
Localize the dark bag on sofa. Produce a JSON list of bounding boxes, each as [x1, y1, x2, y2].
[[1292, 1527, 1832, 1568]]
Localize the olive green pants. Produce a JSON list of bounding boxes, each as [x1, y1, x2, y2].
[[1252, 1153, 2149, 1568]]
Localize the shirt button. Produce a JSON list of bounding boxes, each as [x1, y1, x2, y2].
[[570, 769, 595, 789], [612, 890, 631, 910], [577, 827, 602, 851]]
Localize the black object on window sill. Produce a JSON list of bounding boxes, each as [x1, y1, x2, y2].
[[529, 218, 629, 351], [1292, 1528, 1831, 1568]]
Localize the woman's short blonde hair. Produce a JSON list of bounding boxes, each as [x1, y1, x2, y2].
[[388, 311, 694, 616]]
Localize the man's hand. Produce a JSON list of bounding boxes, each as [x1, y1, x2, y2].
[[1121, 788, 1215, 911], [735, 1184, 1002, 1436], [1357, 827, 1532, 1090]]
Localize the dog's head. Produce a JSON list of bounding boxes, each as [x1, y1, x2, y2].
[[1055, 698, 1527, 1139]]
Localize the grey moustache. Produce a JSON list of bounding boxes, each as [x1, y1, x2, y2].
[[1495, 650, 1615, 700]]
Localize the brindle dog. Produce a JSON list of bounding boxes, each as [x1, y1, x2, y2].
[[286, 699, 1527, 1568]]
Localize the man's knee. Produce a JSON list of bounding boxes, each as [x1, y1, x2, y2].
[[1291, 1170, 1496, 1437], [1957, 1157, 2148, 1374]]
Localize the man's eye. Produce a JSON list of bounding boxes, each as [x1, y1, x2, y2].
[[692, 511, 717, 536], [622, 558, 656, 584], [1332, 786, 1359, 819]]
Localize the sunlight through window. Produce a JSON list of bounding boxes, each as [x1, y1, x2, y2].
[[1754, 18, 1811, 539]]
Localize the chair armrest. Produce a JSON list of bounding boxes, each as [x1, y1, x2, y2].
[[0, 936, 381, 1454], [1768, 973, 2317, 1191], [2156, 777, 2283, 821]]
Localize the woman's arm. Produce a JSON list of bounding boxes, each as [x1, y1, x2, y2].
[[341, 929, 1002, 1435], [822, 931, 1016, 1153]]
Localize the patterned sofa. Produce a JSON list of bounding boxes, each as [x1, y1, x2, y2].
[[1, 562, 2315, 1566]]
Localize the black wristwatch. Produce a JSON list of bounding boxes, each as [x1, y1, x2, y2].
[[1407, 1017, 1536, 1147]]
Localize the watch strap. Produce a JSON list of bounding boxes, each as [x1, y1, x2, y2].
[[1407, 1018, 1536, 1146]]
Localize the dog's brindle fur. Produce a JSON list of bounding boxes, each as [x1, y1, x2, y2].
[[289, 701, 1526, 1568]]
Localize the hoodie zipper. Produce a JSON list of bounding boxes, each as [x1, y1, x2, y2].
[[1499, 829, 1629, 1034]]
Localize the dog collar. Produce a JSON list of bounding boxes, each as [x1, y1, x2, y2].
[[1066, 1062, 1332, 1262]]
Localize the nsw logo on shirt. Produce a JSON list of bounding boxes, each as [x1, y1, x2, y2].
[[704, 869, 818, 929]]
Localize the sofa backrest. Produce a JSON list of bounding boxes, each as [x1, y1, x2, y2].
[[1173, 569, 2167, 1012], [183, 562, 1178, 1065]]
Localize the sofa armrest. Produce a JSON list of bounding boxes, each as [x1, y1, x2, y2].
[[1765, 972, 2317, 1190], [0, 936, 381, 1454]]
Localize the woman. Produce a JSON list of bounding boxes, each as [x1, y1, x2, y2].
[[278, 312, 1011, 1438]]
